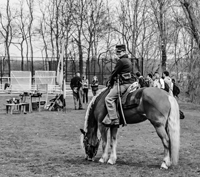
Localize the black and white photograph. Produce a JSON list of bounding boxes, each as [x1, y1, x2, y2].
[[0, 0, 199, 176]]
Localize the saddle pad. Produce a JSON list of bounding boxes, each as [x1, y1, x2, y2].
[[121, 82, 139, 104], [122, 88, 145, 109]]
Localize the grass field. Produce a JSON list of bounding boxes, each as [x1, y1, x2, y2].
[[0, 93, 199, 177]]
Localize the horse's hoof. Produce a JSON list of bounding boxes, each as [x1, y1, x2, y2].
[[107, 159, 116, 165], [99, 158, 105, 163], [160, 162, 168, 169], [87, 157, 94, 161]]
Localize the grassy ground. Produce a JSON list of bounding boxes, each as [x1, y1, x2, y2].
[[0, 93, 199, 177]]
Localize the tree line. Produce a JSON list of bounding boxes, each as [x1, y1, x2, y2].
[[0, 0, 200, 102]]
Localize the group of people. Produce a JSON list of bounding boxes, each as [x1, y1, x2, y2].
[[136, 71, 180, 97], [70, 73, 99, 110]]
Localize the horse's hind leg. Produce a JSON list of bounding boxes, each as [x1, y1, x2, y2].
[[108, 126, 118, 165], [154, 124, 171, 169], [99, 124, 109, 163]]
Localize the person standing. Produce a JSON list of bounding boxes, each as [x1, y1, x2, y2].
[[91, 76, 99, 96], [135, 71, 146, 87], [163, 71, 173, 96], [70, 72, 83, 110], [153, 72, 165, 89], [82, 75, 89, 103], [146, 73, 154, 87], [172, 78, 180, 98], [102, 44, 134, 126]]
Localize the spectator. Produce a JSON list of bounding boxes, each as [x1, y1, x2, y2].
[[4, 83, 10, 90], [146, 73, 154, 87], [163, 71, 173, 96], [135, 71, 146, 88], [153, 72, 165, 89], [172, 78, 180, 98], [70, 72, 83, 110], [91, 76, 99, 96], [82, 75, 89, 104]]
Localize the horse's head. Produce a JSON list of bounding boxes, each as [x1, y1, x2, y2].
[[80, 88, 108, 161], [80, 129, 100, 161]]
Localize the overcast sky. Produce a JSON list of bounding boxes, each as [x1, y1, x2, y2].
[[0, 0, 119, 58]]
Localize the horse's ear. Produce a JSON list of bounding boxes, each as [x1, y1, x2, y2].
[[80, 129, 86, 135]]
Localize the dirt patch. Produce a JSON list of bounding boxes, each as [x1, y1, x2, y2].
[[0, 95, 199, 177]]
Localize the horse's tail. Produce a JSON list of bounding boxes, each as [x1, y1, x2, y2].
[[167, 96, 180, 165]]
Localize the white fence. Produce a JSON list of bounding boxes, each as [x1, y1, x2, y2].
[[0, 71, 72, 94]]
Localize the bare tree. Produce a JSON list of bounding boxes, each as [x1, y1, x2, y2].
[[0, 0, 13, 76], [71, 0, 87, 76], [113, 0, 159, 74], [46, 0, 56, 63], [82, 0, 110, 78], [150, 0, 170, 71], [179, 0, 200, 51], [37, 0, 50, 70], [178, 0, 200, 103], [26, 0, 34, 77], [13, 0, 29, 71], [44, 0, 73, 71], [115, 0, 141, 58]]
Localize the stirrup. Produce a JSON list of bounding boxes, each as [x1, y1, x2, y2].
[[102, 116, 112, 126]]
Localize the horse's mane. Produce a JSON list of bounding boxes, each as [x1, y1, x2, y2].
[[84, 87, 108, 132]]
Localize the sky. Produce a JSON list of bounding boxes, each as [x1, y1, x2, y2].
[[0, 0, 44, 58], [0, 0, 119, 59]]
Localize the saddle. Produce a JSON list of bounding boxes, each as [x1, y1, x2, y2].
[[120, 82, 145, 110], [114, 82, 146, 126], [102, 82, 146, 127]]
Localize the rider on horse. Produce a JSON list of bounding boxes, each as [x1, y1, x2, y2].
[[102, 44, 134, 126]]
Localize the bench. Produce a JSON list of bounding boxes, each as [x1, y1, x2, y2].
[[5, 103, 27, 114]]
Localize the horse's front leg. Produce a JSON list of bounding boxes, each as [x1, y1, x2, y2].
[[99, 124, 109, 163], [108, 126, 118, 165]]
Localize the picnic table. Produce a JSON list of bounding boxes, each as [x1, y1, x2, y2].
[[20, 92, 43, 112], [5, 98, 26, 114], [5, 91, 44, 114]]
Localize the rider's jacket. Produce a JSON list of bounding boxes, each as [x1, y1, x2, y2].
[[110, 54, 134, 85]]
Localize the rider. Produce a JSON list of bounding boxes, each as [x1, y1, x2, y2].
[[102, 44, 133, 126]]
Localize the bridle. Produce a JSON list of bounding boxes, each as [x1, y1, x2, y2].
[[83, 135, 101, 157]]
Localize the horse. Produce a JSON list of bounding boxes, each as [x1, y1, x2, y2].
[[80, 86, 180, 169]]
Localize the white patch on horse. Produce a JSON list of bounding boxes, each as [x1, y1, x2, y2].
[[84, 88, 107, 132], [80, 134, 84, 151]]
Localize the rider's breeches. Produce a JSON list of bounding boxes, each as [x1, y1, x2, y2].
[[105, 83, 130, 120]]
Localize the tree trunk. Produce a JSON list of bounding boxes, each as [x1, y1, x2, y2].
[[159, 0, 167, 71], [78, 36, 83, 76], [27, 0, 34, 77], [25, 36, 29, 70], [180, 0, 200, 51], [20, 41, 24, 71], [5, 0, 11, 77]]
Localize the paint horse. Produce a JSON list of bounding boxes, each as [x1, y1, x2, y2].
[[80, 86, 180, 169]]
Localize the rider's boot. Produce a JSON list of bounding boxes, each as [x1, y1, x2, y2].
[[102, 116, 119, 127]]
